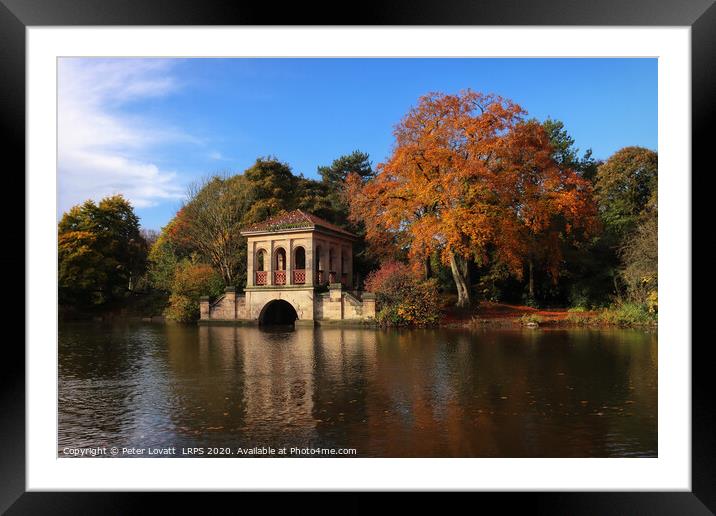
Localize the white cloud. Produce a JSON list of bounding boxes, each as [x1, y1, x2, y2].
[[58, 58, 189, 214]]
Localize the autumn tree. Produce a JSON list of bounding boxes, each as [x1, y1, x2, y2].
[[348, 90, 597, 308], [179, 174, 255, 285], [504, 120, 599, 303], [164, 260, 225, 322], [364, 261, 440, 326], [619, 195, 657, 310], [58, 195, 147, 306]]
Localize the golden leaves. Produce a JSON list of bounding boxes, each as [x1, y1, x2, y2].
[[348, 90, 599, 279]]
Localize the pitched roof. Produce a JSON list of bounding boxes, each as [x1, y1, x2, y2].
[[240, 209, 356, 238]]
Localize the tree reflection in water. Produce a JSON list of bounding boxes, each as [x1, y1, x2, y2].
[[58, 323, 657, 457]]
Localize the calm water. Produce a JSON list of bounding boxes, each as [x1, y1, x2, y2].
[[58, 323, 657, 457]]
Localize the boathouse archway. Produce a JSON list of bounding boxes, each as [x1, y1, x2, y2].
[[258, 299, 298, 326]]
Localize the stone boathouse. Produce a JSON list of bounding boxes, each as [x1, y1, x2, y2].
[[199, 210, 376, 325]]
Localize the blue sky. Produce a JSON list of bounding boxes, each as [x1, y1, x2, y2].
[[57, 58, 657, 230]]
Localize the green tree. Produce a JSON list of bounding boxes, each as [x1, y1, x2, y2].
[[542, 118, 599, 181], [318, 150, 374, 186], [58, 195, 148, 306], [317, 151, 373, 222], [147, 232, 181, 293], [594, 146, 658, 238], [591, 146, 657, 301], [317, 151, 376, 287], [243, 157, 298, 222], [294, 176, 335, 222]]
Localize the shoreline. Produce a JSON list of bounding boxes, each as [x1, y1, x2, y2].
[[59, 300, 656, 329], [439, 301, 657, 329]]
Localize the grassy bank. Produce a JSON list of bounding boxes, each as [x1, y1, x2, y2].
[[441, 298, 657, 329]]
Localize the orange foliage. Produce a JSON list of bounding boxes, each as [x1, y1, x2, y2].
[[364, 261, 417, 293], [164, 207, 195, 252], [347, 90, 598, 287]]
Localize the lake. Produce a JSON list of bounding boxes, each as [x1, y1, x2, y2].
[[58, 323, 657, 457]]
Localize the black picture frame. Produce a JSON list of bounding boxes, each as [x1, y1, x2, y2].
[[2, 0, 709, 512]]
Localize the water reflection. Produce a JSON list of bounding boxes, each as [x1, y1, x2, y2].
[[59, 323, 657, 457]]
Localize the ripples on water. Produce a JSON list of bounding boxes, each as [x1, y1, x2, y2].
[[58, 323, 657, 457]]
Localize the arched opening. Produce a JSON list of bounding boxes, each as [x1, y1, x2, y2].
[[294, 246, 306, 269], [256, 249, 266, 270], [259, 299, 298, 327], [274, 247, 286, 285], [275, 247, 286, 270], [255, 249, 267, 285], [293, 246, 306, 284]]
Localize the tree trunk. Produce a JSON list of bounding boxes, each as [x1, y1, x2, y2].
[[424, 255, 432, 280], [528, 258, 535, 300], [449, 251, 471, 308]]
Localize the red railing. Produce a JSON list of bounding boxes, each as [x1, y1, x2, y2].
[[274, 270, 286, 285], [328, 271, 336, 284], [293, 269, 306, 284], [317, 270, 324, 284], [255, 271, 267, 285]]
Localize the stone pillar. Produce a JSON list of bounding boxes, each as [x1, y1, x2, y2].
[[329, 282, 343, 301], [362, 292, 376, 319], [200, 296, 210, 320], [287, 239, 293, 285], [247, 241, 254, 287], [306, 239, 314, 286], [329, 282, 343, 320], [224, 286, 236, 319], [268, 244, 274, 285]]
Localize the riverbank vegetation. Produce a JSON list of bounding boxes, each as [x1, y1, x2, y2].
[[364, 262, 440, 327], [58, 89, 657, 326]]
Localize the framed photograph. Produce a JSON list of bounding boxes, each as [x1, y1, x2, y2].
[[3, 0, 710, 511]]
